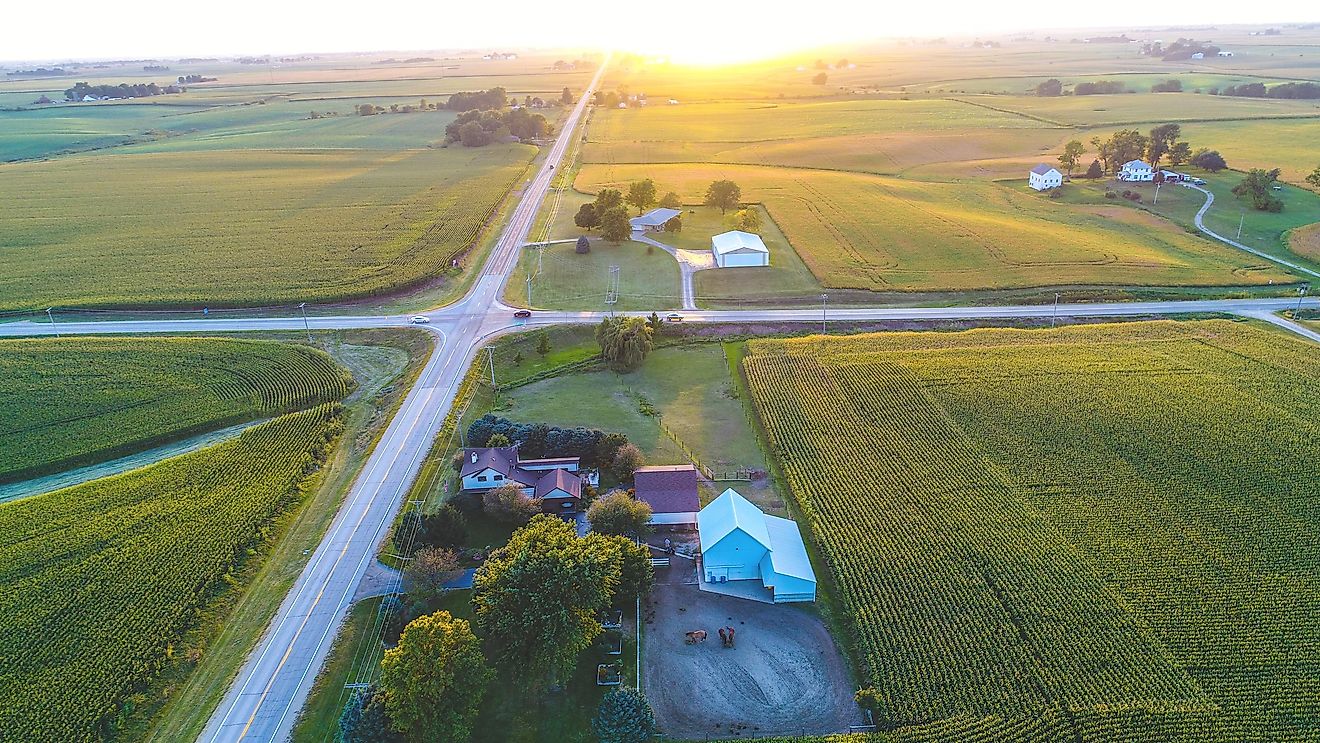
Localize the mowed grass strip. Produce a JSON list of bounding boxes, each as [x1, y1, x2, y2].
[[0, 337, 351, 483], [0, 144, 530, 310], [0, 404, 346, 742], [577, 163, 1293, 292], [741, 320, 1320, 740]]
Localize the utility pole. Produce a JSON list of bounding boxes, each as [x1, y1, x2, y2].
[[820, 293, 828, 335], [1237, 209, 1245, 240], [1052, 292, 1060, 328], [45, 308, 59, 338], [1153, 181, 1161, 205], [486, 346, 497, 388], [298, 302, 311, 342], [525, 273, 533, 308], [605, 265, 620, 316], [1295, 285, 1309, 320]]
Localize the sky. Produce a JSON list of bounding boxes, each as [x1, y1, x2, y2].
[[3, 0, 1316, 63]]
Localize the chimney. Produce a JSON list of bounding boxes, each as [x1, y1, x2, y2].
[[470, 451, 477, 464]]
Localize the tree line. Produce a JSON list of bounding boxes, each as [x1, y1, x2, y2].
[[574, 178, 751, 243], [64, 81, 179, 100], [443, 107, 550, 147], [444, 87, 507, 111], [1217, 81, 1320, 99]]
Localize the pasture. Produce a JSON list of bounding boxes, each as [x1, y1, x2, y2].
[[741, 319, 1319, 741], [576, 163, 1294, 293], [0, 144, 530, 310], [0, 404, 346, 741], [0, 337, 350, 483], [505, 238, 683, 311]]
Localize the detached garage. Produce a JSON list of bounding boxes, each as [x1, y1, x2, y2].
[[711, 230, 770, 268]]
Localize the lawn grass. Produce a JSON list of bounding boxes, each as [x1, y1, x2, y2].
[[0, 144, 532, 310], [504, 238, 683, 311], [577, 163, 1294, 293]]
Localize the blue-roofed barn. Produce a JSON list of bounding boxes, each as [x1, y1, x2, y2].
[[697, 488, 816, 603]]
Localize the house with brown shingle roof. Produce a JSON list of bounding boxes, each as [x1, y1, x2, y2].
[[634, 464, 700, 527], [460, 446, 584, 513]]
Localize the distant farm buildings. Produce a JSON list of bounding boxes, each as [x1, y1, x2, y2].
[[710, 230, 770, 268], [1029, 164, 1063, 190]]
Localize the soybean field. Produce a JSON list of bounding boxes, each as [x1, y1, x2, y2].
[[741, 320, 1319, 741], [0, 337, 352, 483], [0, 404, 346, 741]]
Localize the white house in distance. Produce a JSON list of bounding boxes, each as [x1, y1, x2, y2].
[[710, 230, 770, 268], [629, 207, 682, 233], [1119, 160, 1155, 182], [1028, 164, 1063, 191], [634, 464, 700, 528], [697, 488, 816, 603]]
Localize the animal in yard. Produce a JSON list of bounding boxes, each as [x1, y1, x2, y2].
[[685, 629, 708, 644]]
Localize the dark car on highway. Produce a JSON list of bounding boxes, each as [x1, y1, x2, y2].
[[514, 309, 532, 319]]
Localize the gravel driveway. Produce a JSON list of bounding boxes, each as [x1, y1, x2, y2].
[[642, 560, 861, 739]]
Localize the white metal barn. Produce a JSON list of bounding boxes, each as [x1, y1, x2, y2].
[[1028, 164, 1063, 191], [710, 230, 770, 268], [697, 488, 816, 602]]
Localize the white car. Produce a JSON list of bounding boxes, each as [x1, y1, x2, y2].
[[410, 316, 430, 324], [666, 313, 683, 322]]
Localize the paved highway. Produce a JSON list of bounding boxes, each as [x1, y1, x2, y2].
[[2, 57, 1317, 743]]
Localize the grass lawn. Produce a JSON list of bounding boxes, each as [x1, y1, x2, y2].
[[578, 163, 1295, 294], [503, 238, 682, 311]]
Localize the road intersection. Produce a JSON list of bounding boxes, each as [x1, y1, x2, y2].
[[2, 58, 1318, 743]]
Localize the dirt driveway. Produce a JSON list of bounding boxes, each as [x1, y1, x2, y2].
[[642, 560, 861, 739]]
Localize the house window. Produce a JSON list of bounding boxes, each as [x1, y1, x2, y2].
[[493, 474, 503, 481], [562, 502, 573, 509], [477, 475, 486, 482]]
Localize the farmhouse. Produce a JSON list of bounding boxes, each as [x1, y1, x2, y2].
[[634, 465, 700, 528], [697, 488, 816, 603], [710, 230, 770, 268], [1119, 160, 1155, 182], [459, 446, 584, 514], [629, 207, 682, 233], [1028, 164, 1063, 191]]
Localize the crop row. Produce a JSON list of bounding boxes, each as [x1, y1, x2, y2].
[[740, 320, 1318, 741], [0, 404, 344, 741], [0, 337, 351, 483]]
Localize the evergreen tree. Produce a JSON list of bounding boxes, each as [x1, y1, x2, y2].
[[592, 687, 657, 743]]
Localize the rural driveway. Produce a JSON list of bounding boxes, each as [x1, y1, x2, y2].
[[642, 561, 861, 739], [1185, 183, 1320, 279], [632, 232, 712, 311]]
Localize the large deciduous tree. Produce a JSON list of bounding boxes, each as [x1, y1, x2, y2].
[[730, 207, 762, 233], [1091, 129, 1149, 175], [595, 317, 654, 372], [1306, 165, 1320, 191], [610, 443, 646, 481], [704, 180, 742, 214], [626, 179, 657, 215], [1191, 148, 1227, 172], [483, 483, 541, 524], [658, 191, 682, 209], [599, 206, 633, 243], [1057, 140, 1085, 177], [472, 515, 622, 685], [402, 547, 461, 609], [587, 491, 653, 538], [594, 188, 624, 213], [1035, 78, 1063, 97], [1146, 123, 1183, 169], [1232, 168, 1285, 212], [592, 687, 658, 743], [574, 203, 600, 230], [379, 611, 492, 743]]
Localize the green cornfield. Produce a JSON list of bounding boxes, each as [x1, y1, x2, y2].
[[741, 320, 1319, 741], [0, 336, 352, 483], [0, 404, 345, 741]]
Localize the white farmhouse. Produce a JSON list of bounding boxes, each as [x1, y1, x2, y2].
[[697, 488, 816, 603], [1029, 164, 1063, 191], [1119, 160, 1155, 182], [710, 230, 769, 268]]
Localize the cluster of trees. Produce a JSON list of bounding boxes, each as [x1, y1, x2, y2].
[[465, 414, 635, 467], [1073, 80, 1126, 96], [1217, 81, 1320, 99], [64, 82, 178, 100], [143, 64, 170, 72], [444, 87, 507, 111], [575, 187, 632, 241], [356, 98, 439, 117], [1088, 124, 1194, 174], [1143, 38, 1220, 60], [1233, 168, 1284, 212], [812, 72, 828, 85], [176, 74, 216, 84], [443, 107, 550, 147], [587, 490, 653, 538], [7, 67, 68, 77], [596, 316, 655, 373], [1308, 166, 1320, 192], [1151, 79, 1183, 93], [574, 178, 745, 244], [1034, 78, 1063, 97]]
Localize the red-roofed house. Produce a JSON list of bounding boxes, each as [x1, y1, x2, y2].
[[634, 464, 700, 528], [460, 446, 584, 513]]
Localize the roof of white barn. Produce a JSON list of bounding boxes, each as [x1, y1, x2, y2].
[[630, 208, 682, 227], [698, 488, 771, 550], [711, 230, 769, 256], [1123, 160, 1153, 170], [1030, 164, 1060, 176], [762, 514, 816, 583]]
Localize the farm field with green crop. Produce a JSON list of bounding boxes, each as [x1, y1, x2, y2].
[[741, 319, 1319, 741], [970, 91, 1320, 127], [1176, 118, 1320, 184], [0, 144, 530, 310], [576, 163, 1294, 293], [0, 336, 350, 483], [0, 404, 346, 741]]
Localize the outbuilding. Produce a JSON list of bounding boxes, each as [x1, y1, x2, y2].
[[634, 465, 700, 527], [710, 230, 770, 268], [1028, 164, 1063, 191], [697, 488, 816, 603]]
